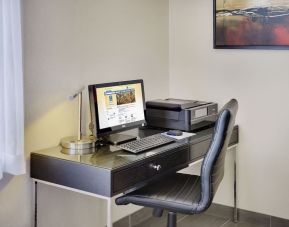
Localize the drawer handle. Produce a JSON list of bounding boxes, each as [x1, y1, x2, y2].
[[150, 164, 162, 171]]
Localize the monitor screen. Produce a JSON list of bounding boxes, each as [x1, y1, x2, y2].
[[89, 80, 146, 136]]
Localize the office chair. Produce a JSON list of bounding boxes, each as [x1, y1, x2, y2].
[[116, 99, 238, 227]]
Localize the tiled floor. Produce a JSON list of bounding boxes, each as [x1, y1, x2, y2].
[[114, 206, 289, 227], [132, 213, 263, 227]]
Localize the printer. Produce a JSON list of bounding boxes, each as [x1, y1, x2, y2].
[[145, 99, 218, 131]]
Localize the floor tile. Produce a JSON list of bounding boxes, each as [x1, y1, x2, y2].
[[222, 221, 269, 227], [135, 216, 168, 227], [205, 203, 234, 219], [114, 216, 129, 227], [271, 216, 289, 227], [178, 214, 229, 227], [135, 212, 186, 227], [131, 207, 154, 226], [238, 209, 270, 227]]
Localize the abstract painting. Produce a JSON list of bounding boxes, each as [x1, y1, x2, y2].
[[214, 0, 289, 49]]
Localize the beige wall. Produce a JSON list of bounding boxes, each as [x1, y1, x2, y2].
[[169, 0, 289, 219], [0, 0, 169, 226]]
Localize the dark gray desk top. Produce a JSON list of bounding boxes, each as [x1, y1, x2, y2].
[[32, 141, 188, 171], [31, 126, 238, 171]]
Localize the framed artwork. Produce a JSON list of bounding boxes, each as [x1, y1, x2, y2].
[[214, 0, 289, 49]]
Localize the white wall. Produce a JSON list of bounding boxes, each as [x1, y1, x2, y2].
[[0, 1, 169, 226], [169, 0, 289, 219]]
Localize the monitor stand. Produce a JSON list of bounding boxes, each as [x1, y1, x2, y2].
[[105, 133, 137, 145]]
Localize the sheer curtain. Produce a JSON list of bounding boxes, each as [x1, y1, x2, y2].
[[0, 0, 25, 179]]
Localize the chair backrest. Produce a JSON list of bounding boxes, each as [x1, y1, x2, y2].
[[195, 99, 238, 213]]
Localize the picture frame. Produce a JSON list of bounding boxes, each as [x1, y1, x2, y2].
[[214, 0, 289, 49]]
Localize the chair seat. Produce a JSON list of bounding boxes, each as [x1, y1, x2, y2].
[[116, 173, 202, 214]]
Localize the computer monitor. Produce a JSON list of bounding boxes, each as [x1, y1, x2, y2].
[[88, 79, 146, 144]]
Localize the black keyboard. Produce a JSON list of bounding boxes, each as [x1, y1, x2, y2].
[[117, 133, 175, 154]]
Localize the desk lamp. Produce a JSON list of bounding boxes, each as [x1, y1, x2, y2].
[[60, 87, 96, 154]]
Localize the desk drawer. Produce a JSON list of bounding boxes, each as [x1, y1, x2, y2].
[[112, 146, 189, 194], [113, 164, 148, 194]]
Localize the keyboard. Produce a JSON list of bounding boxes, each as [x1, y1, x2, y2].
[[117, 133, 176, 154]]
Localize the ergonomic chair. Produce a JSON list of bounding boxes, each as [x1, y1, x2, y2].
[[116, 99, 238, 227]]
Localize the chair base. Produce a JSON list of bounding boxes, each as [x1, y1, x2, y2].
[[167, 212, 177, 227]]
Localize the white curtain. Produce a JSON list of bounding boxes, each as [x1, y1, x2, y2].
[[0, 0, 25, 179]]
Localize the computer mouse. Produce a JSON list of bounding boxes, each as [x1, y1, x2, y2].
[[167, 130, 183, 136]]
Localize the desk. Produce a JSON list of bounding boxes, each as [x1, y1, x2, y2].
[[31, 126, 238, 227]]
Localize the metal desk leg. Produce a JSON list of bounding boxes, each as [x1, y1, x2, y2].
[[107, 198, 113, 227], [34, 181, 38, 227], [233, 147, 238, 223]]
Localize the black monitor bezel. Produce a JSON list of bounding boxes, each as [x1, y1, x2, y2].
[[88, 79, 146, 137]]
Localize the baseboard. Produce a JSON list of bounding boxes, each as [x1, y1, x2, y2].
[[114, 203, 289, 227]]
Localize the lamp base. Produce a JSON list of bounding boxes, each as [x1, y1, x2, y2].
[[60, 136, 96, 153], [61, 147, 94, 155]]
